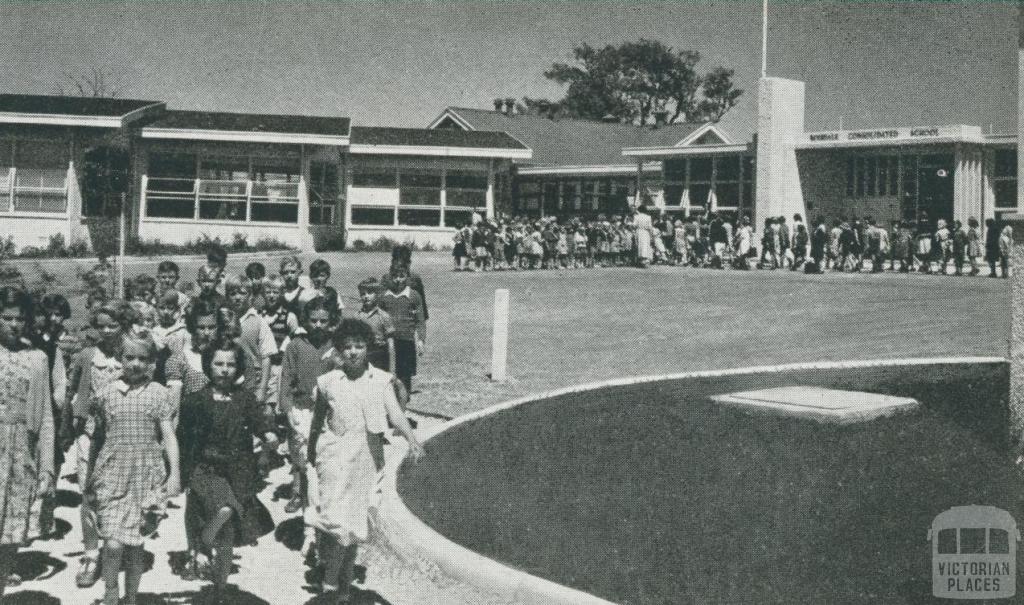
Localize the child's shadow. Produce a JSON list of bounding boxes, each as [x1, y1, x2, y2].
[[11, 550, 66, 582], [303, 586, 393, 605], [188, 586, 272, 604], [54, 488, 82, 508], [1, 590, 60, 605], [274, 516, 305, 551]]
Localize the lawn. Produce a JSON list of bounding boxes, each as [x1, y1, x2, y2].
[[399, 361, 1020, 605], [7, 250, 1010, 420]]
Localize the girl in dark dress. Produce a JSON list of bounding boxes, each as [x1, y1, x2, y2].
[[178, 340, 277, 602]]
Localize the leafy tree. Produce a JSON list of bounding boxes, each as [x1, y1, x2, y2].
[[538, 39, 741, 125], [696, 67, 743, 122]]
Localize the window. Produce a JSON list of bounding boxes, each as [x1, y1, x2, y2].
[[959, 528, 987, 554], [146, 152, 197, 219], [714, 156, 741, 209], [309, 162, 338, 225], [351, 207, 395, 226], [250, 158, 300, 223], [350, 167, 489, 228], [13, 140, 68, 213], [399, 172, 441, 206], [937, 529, 957, 555], [990, 529, 1010, 554], [145, 152, 299, 223], [846, 155, 901, 200], [741, 156, 755, 210], [519, 181, 541, 210], [994, 149, 1017, 210], [353, 169, 397, 188], [446, 171, 487, 208]]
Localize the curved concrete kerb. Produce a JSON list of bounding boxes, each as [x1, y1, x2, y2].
[[376, 356, 1006, 605]]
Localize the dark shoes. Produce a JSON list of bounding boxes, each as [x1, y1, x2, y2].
[[76, 556, 101, 588], [284, 495, 304, 514]]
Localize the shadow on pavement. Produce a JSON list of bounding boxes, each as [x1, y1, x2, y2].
[[274, 516, 305, 551], [302, 586, 393, 605], [11, 550, 66, 582], [54, 489, 82, 508], [2, 590, 60, 605]]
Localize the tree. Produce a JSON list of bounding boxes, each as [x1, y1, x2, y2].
[[696, 67, 743, 123], [540, 39, 742, 125], [55, 67, 127, 98]]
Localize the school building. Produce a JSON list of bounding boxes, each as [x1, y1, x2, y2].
[[0, 76, 1019, 253]]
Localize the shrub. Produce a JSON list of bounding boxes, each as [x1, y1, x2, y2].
[[68, 239, 90, 257], [251, 237, 291, 252], [0, 236, 14, 262], [17, 246, 45, 258], [316, 231, 346, 252], [230, 232, 249, 251], [46, 233, 67, 257], [351, 239, 368, 252]]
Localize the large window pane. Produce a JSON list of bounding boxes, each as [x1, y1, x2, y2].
[[251, 203, 298, 223], [200, 157, 248, 181], [398, 208, 441, 226], [446, 172, 487, 190], [445, 208, 474, 228], [716, 156, 740, 181], [995, 181, 1017, 209], [14, 190, 66, 213], [996, 150, 1017, 178], [689, 157, 713, 182], [149, 153, 196, 179], [663, 159, 686, 182], [663, 184, 684, 206], [146, 197, 195, 219], [403, 173, 441, 188], [199, 200, 246, 221], [448, 189, 485, 207], [400, 188, 440, 205], [715, 183, 740, 207], [252, 158, 299, 183], [353, 170, 397, 188], [0, 141, 11, 168], [688, 183, 711, 207], [351, 206, 394, 225]]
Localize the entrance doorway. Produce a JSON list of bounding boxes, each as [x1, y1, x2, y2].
[[916, 154, 954, 224]]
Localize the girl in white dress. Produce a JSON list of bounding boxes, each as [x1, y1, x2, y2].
[[307, 319, 425, 603]]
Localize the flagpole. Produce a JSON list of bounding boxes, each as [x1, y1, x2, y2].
[[761, 0, 768, 78]]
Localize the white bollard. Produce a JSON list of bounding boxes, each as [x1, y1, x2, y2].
[[490, 288, 510, 382]]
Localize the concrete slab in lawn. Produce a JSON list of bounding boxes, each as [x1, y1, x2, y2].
[[710, 386, 920, 424]]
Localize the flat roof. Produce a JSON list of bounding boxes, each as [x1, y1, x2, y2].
[[142, 110, 351, 146], [0, 94, 165, 128], [796, 124, 995, 150], [622, 142, 753, 159], [351, 126, 531, 159]]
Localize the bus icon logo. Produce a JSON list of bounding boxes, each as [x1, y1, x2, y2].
[[929, 506, 1019, 599]]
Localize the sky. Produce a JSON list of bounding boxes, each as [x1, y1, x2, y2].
[[0, 1, 1018, 138]]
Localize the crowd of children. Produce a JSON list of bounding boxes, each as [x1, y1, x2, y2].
[[453, 210, 1015, 277], [0, 244, 427, 605]]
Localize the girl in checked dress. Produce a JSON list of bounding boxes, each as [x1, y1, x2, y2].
[[307, 319, 425, 604], [87, 335, 181, 605], [0, 288, 55, 597]]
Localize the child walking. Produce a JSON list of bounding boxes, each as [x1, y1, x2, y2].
[[0, 288, 56, 598], [179, 340, 277, 604], [86, 335, 181, 605], [307, 319, 425, 603]]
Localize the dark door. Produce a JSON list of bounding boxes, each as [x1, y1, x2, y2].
[[917, 154, 954, 223]]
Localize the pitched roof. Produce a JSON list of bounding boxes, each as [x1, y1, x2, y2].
[[142, 110, 351, 145], [352, 126, 527, 149], [0, 94, 164, 127], [432, 107, 717, 168]]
